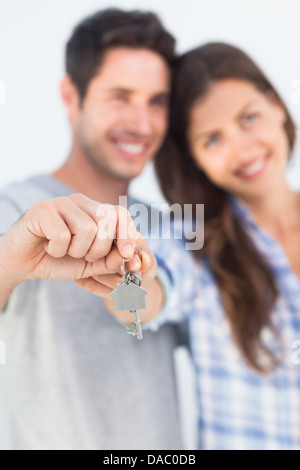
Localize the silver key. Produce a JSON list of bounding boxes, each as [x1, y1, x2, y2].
[[122, 272, 144, 340], [110, 251, 148, 340]]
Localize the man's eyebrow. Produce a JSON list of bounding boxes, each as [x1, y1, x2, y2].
[[105, 88, 170, 99], [106, 87, 133, 95], [150, 91, 170, 100]]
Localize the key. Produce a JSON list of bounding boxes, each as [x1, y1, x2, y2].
[[122, 272, 144, 340], [110, 249, 148, 340]]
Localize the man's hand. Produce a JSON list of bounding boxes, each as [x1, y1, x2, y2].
[[0, 192, 161, 318], [0, 193, 140, 286], [75, 236, 157, 298], [75, 235, 163, 325]]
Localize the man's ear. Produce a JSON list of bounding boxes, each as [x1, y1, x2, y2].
[[60, 75, 81, 121]]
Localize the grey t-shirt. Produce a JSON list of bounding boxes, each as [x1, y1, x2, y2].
[[0, 174, 182, 450]]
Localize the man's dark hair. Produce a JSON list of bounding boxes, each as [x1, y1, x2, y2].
[[66, 8, 176, 100]]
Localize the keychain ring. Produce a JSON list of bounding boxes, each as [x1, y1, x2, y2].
[[121, 247, 142, 276]]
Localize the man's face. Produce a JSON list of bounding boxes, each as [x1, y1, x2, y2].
[[71, 47, 170, 182]]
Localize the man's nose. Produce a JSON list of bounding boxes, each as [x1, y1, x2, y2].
[[127, 105, 152, 135]]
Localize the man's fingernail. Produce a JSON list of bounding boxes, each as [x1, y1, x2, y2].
[[123, 244, 134, 257]]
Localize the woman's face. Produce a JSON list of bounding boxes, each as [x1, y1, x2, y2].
[[188, 79, 289, 201]]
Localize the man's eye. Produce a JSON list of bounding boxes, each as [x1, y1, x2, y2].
[[113, 94, 128, 101], [151, 96, 169, 108]]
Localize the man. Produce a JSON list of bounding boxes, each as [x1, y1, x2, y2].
[[0, 8, 182, 450]]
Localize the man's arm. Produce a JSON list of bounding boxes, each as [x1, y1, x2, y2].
[[0, 259, 21, 312]]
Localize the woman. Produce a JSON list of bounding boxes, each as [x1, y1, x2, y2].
[[79, 42, 300, 450], [151, 42, 300, 450]]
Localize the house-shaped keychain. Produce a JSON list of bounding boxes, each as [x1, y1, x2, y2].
[[110, 280, 148, 311]]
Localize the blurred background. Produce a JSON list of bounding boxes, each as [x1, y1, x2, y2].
[[0, 0, 299, 449], [0, 0, 299, 201]]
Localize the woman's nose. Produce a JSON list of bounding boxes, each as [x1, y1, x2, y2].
[[230, 130, 254, 161]]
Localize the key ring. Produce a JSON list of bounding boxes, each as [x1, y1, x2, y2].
[[121, 247, 142, 276]]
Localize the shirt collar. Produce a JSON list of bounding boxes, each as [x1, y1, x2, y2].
[[227, 194, 300, 292]]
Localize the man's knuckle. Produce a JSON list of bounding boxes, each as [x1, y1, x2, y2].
[[56, 230, 71, 244], [84, 222, 98, 237], [32, 199, 52, 212], [69, 193, 88, 204], [52, 196, 68, 207]]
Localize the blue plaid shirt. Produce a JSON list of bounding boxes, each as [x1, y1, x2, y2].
[[149, 197, 300, 450]]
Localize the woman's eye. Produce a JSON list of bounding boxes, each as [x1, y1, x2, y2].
[[204, 134, 220, 148], [244, 112, 258, 124]]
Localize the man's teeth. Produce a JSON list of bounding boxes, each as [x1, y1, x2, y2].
[[239, 159, 265, 176], [116, 142, 145, 154]]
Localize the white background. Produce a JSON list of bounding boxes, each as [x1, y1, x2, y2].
[[0, 0, 300, 202], [0, 0, 299, 450]]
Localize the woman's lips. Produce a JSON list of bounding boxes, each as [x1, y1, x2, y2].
[[235, 154, 270, 180]]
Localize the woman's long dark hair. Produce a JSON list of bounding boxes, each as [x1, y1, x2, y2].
[[155, 43, 297, 373]]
